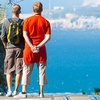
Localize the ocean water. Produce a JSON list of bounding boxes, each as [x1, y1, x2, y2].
[[18, 29, 100, 95]]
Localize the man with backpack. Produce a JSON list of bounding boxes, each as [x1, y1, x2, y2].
[[1, 4, 24, 97]]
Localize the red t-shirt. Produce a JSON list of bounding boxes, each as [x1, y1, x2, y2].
[[23, 15, 51, 65]]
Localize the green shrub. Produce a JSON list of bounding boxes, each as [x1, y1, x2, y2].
[[0, 39, 7, 92]]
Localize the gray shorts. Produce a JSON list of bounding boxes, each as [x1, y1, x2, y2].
[[4, 48, 23, 75], [22, 63, 48, 85]]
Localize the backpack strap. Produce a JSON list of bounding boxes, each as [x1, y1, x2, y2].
[[17, 19, 24, 25], [8, 18, 23, 24], [8, 18, 13, 23]]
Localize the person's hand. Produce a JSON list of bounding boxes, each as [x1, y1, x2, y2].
[[23, 60, 26, 67], [3, 43, 7, 49], [31, 45, 39, 53]]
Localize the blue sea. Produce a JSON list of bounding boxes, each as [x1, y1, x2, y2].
[[18, 29, 100, 95]]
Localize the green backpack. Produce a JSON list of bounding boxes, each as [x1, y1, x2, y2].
[[7, 18, 23, 44]]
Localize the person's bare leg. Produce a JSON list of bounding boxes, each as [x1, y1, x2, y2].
[[22, 85, 27, 93], [6, 74, 12, 91], [39, 85, 44, 97], [40, 85, 44, 94], [13, 85, 27, 98], [15, 74, 22, 91]]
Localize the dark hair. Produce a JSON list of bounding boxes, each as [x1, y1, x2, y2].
[[12, 4, 21, 15]]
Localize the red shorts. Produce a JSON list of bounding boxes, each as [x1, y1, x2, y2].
[[23, 46, 47, 65]]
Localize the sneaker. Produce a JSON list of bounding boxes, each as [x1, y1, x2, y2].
[[12, 91, 19, 96], [13, 92, 27, 98], [38, 92, 44, 98], [39, 93, 44, 98], [6, 91, 12, 97]]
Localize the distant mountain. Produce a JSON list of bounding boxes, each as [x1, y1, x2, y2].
[[20, 6, 100, 30], [82, 0, 100, 7], [43, 5, 100, 19]]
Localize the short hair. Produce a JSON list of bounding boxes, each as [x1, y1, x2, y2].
[[12, 4, 21, 15], [33, 2, 43, 13]]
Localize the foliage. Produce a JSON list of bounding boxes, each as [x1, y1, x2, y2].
[[0, 0, 9, 24], [94, 88, 100, 95], [0, 24, 1, 30], [82, 88, 100, 95], [0, 24, 2, 35], [0, 1, 8, 93], [0, 39, 7, 92], [0, 7, 5, 24]]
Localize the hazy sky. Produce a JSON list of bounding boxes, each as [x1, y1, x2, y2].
[[19, 0, 84, 13], [0, 0, 84, 13], [0, 0, 100, 13]]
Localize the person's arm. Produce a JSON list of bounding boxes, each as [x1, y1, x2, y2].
[[23, 31, 37, 52], [1, 21, 7, 49], [37, 21, 51, 49], [23, 31, 33, 48], [2, 42, 7, 49], [36, 34, 51, 48]]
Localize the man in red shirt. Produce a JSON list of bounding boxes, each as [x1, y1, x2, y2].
[[14, 1, 51, 98]]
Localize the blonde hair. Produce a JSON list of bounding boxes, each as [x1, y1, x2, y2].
[[33, 2, 43, 13], [12, 4, 21, 15]]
